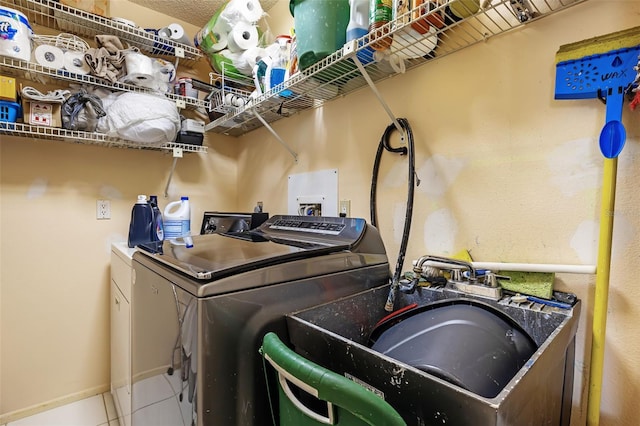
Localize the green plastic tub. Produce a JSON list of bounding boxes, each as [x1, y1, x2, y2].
[[290, 0, 350, 71]]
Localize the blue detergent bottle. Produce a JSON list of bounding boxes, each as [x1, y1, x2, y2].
[[149, 195, 164, 243], [128, 195, 153, 248]]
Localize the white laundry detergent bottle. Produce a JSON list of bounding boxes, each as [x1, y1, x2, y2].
[[346, 0, 374, 64], [265, 35, 292, 97], [164, 196, 193, 248]]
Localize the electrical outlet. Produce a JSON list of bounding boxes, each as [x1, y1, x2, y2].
[[339, 200, 351, 217], [97, 199, 111, 220]]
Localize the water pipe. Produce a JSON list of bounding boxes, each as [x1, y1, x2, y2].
[[470, 262, 596, 275]]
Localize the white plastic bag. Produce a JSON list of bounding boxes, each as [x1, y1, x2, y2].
[[105, 92, 180, 145]]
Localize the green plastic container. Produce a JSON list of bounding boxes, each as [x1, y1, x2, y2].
[[290, 0, 350, 71], [261, 332, 406, 426]]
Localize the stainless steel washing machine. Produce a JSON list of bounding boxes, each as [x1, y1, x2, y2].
[[130, 215, 389, 426]]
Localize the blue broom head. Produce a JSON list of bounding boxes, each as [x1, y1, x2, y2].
[[554, 45, 640, 100]]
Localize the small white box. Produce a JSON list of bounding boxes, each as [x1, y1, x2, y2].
[[182, 118, 205, 134]]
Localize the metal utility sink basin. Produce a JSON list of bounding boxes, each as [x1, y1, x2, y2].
[[286, 284, 580, 426]]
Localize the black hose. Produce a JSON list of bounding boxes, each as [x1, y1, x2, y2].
[[370, 118, 416, 312]]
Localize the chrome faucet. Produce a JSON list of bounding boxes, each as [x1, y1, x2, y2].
[[413, 255, 477, 281], [410, 254, 504, 300]]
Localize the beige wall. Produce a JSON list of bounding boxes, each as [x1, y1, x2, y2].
[[1, 0, 639, 424], [0, 2, 240, 421], [235, 1, 640, 425]]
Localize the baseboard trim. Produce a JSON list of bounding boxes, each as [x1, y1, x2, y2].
[[0, 384, 110, 424]]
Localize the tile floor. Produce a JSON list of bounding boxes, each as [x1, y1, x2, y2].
[[1, 393, 119, 426], [1, 371, 194, 426]]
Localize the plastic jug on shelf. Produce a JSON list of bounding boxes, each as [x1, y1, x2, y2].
[[265, 35, 293, 97], [347, 0, 374, 64], [164, 196, 193, 248]]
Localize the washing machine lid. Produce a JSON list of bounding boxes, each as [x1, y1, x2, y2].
[[136, 215, 371, 281]]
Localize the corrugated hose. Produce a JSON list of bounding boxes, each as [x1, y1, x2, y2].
[[369, 118, 418, 312]]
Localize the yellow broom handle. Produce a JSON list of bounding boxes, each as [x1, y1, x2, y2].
[[587, 157, 618, 426]]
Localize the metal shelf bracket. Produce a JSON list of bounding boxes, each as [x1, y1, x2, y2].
[[343, 41, 405, 139], [252, 110, 299, 163], [164, 148, 183, 198]]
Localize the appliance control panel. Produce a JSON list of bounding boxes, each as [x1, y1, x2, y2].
[[257, 215, 367, 248], [268, 218, 346, 235]]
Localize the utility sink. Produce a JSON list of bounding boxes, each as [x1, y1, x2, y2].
[[286, 284, 580, 426]]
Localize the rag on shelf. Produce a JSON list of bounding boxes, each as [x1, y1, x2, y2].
[[61, 89, 106, 132], [84, 35, 138, 83]]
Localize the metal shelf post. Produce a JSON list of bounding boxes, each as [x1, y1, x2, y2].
[[253, 110, 299, 163], [343, 41, 404, 137]]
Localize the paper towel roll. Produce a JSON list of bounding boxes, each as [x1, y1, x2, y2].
[[167, 23, 191, 46], [149, 59, 175, 92], [0, 6, 32, 62], [63, 50, 91, 75], [194, 14, 232, 54], [153, 59, 175, 83], [157, 27, 171, 39], [221, 0, 264, 23], [240, 46, 266, 73], [208, 23, 228, 52], [34, 45, 65, 70], [123, 52, 155, 84], [158, 27, 171, 39], [226, 22, 258, 53], [220, 50, 252, 75]]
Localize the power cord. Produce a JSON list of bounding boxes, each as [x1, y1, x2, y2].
[[21, 86, 70, 103]]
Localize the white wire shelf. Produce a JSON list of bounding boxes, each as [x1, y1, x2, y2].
[[3, 0, 203, 66], [206, 0, 587, 137], [0, 56, 210, 111], [0, 122, 207, 153]]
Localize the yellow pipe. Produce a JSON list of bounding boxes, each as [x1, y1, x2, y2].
[[587, 157, 618, 426]]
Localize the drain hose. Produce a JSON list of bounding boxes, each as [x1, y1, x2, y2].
[[370, 118, 417, 312]]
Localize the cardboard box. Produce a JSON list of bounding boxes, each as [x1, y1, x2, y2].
[[60, 0, 110, 17], [23, 101, 62, 128], [0, 75, 17, 102]]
